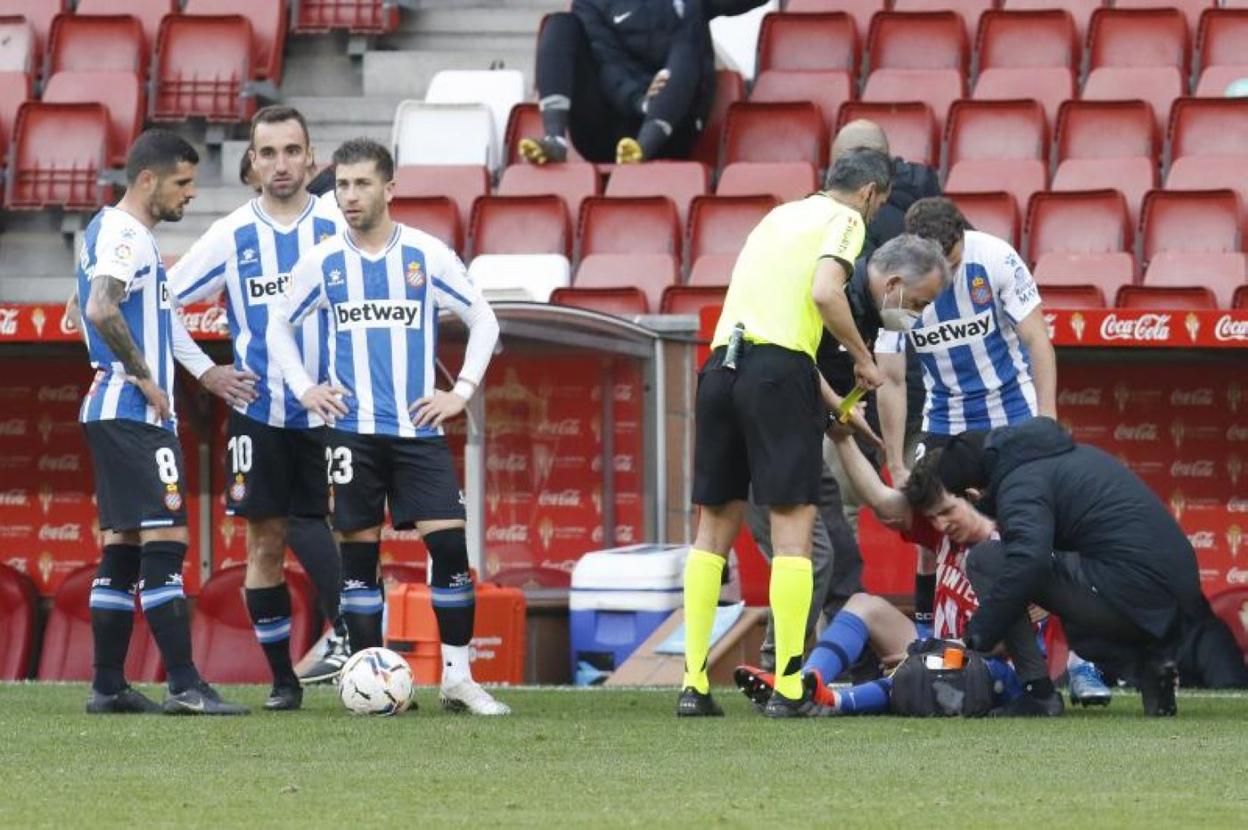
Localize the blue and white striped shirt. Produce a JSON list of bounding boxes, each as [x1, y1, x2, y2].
[[281, 223, 486, 438], [77, 207, 177, 431], [876, 230, 1042, 435], [168, 195, 341, 428]]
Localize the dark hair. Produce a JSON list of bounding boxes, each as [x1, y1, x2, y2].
[[904, 197, 970, 256], [238, 149, 255, 188], [900, 449, 948, 513], [936, 431, 990, 497], [331, 137, 394, 183], [825, 146, 893, 194], [249, 105, 311, 148], [125, 129, 199, 184]]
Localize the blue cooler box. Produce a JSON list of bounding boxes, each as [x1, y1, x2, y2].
[[569, 544, 688, 685]]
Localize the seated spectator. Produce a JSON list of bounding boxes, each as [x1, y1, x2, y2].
[[521, 1, 763, 165]]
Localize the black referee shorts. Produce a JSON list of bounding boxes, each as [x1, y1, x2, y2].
[[692, 343, 824, 507]]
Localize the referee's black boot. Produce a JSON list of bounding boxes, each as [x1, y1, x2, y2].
[[763, 673, 832, 718], [676, 686, 724, 717], [1137, 656, 1178, 717], [86, 685, 162, 714], [263, 683, 303, 712], [164, 680, 250, 716]]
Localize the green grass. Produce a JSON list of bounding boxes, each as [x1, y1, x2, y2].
[[2, 684, 1247, 828]]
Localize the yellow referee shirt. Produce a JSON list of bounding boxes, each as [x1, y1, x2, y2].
[[711, 193, 866, 360]]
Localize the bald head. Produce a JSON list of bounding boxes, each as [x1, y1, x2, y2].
[[832, 119, 889, 163]]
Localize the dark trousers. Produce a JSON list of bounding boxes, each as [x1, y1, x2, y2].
[[965, 541, 1160, 675], [534, 12, 703, 162]]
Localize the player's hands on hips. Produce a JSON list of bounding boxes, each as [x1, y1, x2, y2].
[[128, 375, 173, 422], [410, 390, 466, 430], [301, 384, 350, 426], [853, 358, 884, 391], [201, 365, 259, 409]]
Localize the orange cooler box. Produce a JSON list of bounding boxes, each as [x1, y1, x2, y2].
[[385, 582, 526, 684]]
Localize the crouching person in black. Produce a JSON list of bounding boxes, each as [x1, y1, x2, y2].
[[936, 417, 1213, 716]]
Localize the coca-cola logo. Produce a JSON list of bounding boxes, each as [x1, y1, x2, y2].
[[535, 418, 581, 437], [1170, 388, 1215, 407], [590, 384, 636, 403], [38, 454, 80, 472], [1229, 498, 1248, 513], [1113, 423, 1157, 442], [1100, 313, 1171, 341], [0, 307, 18, 336], [1170, 460, 1215, 478], [537, 489, 582, 507], [486, 453, 527, 473], [1058, 388, 1101, 406], [1227, 425, 1248, 442], [591, 455, 635, 473], [1225, 568, 1248, 585], [38, 523, 81, 542], [1188, 531, 1216, 550], [37, 385, 79, 403], [486, 524, 528, 543], [0, 489, 28, 506], [178, 305, 228, 335], [1214, 315, 1248, 342], [0, 418, 26, 436]]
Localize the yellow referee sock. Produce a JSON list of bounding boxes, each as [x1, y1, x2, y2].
[[681, 549, 726, 694], [770, 556, 813, 700]]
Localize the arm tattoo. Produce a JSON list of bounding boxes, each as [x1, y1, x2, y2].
[[88, 277, 151, 380]]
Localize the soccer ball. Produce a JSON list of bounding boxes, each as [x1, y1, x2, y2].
[[338, 647, 415, 716]]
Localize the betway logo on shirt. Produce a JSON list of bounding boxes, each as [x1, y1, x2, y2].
[[246, 274, 290, 306], [333, 300, 423, 331], [908, 310, 995, 352]]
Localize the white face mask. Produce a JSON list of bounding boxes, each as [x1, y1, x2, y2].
[[879, 286, 920, 332]]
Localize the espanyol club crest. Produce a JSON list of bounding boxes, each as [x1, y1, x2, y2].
[[971, 275, 992, 305], [164, 484, 183, 512], [230, 474, 247, 503], [406, 259, 425, 289]]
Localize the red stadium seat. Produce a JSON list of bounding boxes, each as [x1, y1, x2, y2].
[[971, 68, 1073, 128], [837, 101, 938, 166], [786, 0, 882, 43], [151, 15, 255, 123], [691, 69, 744, 169], [550, 286, 649, 316], [686, 255, 737, 286], [0, 69, 30, 165], [866, 12, 968, 73], [1115, 285, 1217, 309], [894, 0, 994, 43], [44, 71, 144, 168], [1036, 284, 1108, 309], [573, 253, 679, 312], [5, 101, 109, 210], [0, 15, 33, 74], [1235, 284, 1248, 309], [469, 194, 571, 259], [1144, 252, 1246, 307], [976, 9, 1079, 70], [1055, 100, 1157, 164], [292, 0, 398, 34], [498, 162, 600, 221], [1195, 9, 1248, 95], [36, 563, 164, 683], [1165, 156, 1248, 205], [47, 13, 144, 76], [757, 12, 858, 76], [1115, 0, 1213, 38], [76, 0, 175, 52], [393, 164, 489, 232], [1209, 588, 1248, 654], [946, 99, 1048, 168], [192, 565, 315, 684], [0, 563, 36, 680], [185, 0, 287, 83], [721, 101, 827, 167], [1141, 189, 1241, 261], [1052, 157, 1157, 227], [661, 284, 730, 315], [1034, 256, 1136, 298], [1088, 8, 1190, 70], [945, 163, 1045, 222], [716, 162, 817, 203], [861, 69, 964, 133], [1025, 190, 1133, 264], [390, 196, 462, 252], [1081, 67, 1184, 137], [605, 161, 709, 225], [578, 196, 682, 269], [0, 0, 67, 66], [1001, 0, 1101, 43], [1168, 98, 1248, 161], [751, 70, 854, 135], [503, 102, 586, 167], [946, 191, 1020, 249], [688, 194, 775, 268]]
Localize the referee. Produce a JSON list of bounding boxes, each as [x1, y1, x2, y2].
[[679, 148, 950, 717]]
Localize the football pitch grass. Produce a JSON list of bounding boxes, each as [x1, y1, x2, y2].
[[3, 684, 1247, 828]]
